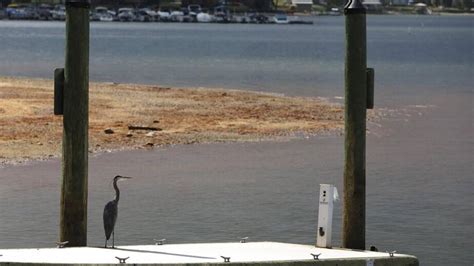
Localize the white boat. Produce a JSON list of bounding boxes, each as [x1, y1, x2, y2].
[[93, 6, 115, 21], [187, 4, 201, 16], [273, 13, 289, 24], [170, 10, 184, 22], [328, 7, 342, 16], [157, 10, 171, 21], [140, 8, 158, 21], [288, 15, 314, 24], [99, 14, 113, 21], [51, 5, 65, 21], [414, 3, 432, 14], [96, 8, 114, 22], [196, 12, 212, 22], [118, 8, 135, 22]]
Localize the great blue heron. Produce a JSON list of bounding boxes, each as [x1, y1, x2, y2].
[[103, 175, 132, 248]]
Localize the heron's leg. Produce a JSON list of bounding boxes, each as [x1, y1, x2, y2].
[[104, 238, 107, 248], [112, 231, 115, 248]]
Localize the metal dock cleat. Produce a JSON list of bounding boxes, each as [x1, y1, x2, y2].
[[221, 256, 231, 262], [310, 253, 321, 260], [387, 250, 397, 257], [154, 238, 166, 245], [115, 256, 129, 263], [56, 241, 69, 248]]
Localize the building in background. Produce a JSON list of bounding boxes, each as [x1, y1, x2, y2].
[[291, 0, 313, 11], [363, 0, 383, 12]]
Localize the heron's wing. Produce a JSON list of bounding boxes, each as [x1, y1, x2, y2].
[[103, 200, 118, 240]]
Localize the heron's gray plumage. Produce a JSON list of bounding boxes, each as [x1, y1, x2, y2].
[[103, 200, 118, 241], [103, 175, 131, 248]]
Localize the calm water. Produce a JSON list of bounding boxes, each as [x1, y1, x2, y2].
[[0, 16, 472, 265]]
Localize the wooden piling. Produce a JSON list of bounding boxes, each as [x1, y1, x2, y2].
[[343, 0, 367, 250], [59, 0, 90, 247]]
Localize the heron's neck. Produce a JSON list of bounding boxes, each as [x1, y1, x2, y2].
[[113, 179, 120, 202]]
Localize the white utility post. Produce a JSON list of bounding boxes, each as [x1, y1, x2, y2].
[[316, 184, 339, 248]]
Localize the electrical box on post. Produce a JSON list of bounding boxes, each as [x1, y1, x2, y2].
[[316, 184, 338, 248]]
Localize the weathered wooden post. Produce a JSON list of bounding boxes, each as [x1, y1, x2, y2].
[[342, 0, 370, 250], [59, 0, 90, 247]]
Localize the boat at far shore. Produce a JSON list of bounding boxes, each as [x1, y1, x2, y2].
[[273, 12, 289, 24], [0, 3, 315, 25], [287, 15, 314, 24], [197, 11, 212, 22], [273, 13, 314, 25]]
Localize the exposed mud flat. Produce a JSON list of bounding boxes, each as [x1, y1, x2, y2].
[[0, 77, 351, 166]]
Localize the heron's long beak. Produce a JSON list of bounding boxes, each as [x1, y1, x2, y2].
[[119, 176, 133, 180]]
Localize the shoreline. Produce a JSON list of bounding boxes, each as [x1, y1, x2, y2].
[[0, 76, 352, 166]]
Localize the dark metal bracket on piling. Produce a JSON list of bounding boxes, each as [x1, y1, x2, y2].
[[366, 68, 375, 109], [54, 68, 64, 115]]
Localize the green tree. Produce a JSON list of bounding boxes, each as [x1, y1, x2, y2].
[[253, 0, 273, 10], [327, 0, 345, 7]]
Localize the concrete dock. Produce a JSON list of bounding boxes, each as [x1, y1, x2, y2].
[[0, 242, 418, 265]]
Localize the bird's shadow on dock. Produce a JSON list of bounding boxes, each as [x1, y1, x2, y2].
[[97, 246, 216, 260]]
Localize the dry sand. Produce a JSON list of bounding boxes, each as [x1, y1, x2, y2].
[[0, 76, 347, 166]]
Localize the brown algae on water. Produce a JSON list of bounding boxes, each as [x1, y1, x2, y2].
[[0, 76, 348, 165]]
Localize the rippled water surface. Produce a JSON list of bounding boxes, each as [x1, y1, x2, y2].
[[0, 16, 472, 265]]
